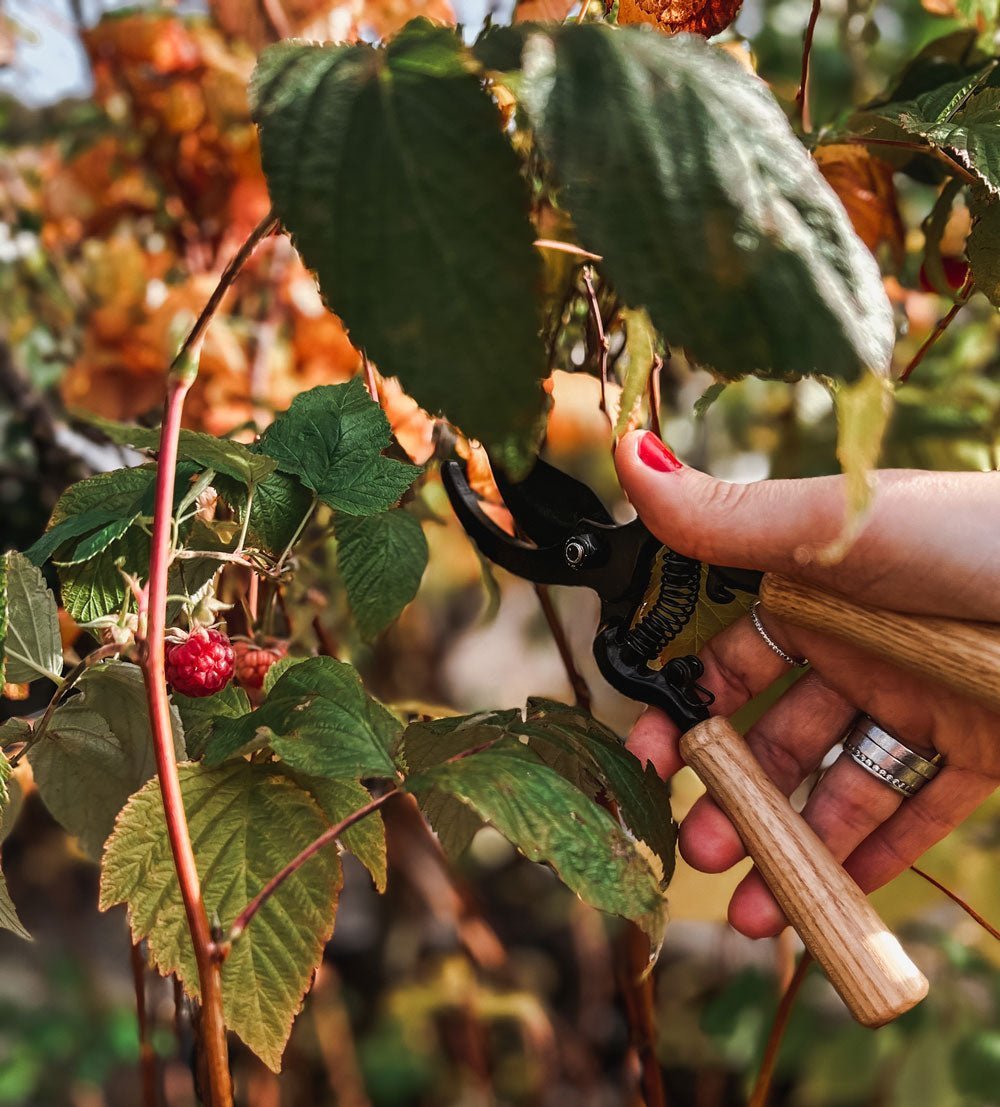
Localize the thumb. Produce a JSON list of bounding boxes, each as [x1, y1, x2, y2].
[[614, 430, 849, 575]]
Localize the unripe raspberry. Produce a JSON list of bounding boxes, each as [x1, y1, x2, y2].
[[233, 640, 287, 690], [165, 627, 235, 698]]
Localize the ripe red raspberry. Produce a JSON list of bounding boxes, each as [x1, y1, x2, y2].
[[165, 628, 235, 698], [233, 640, 287, 690]]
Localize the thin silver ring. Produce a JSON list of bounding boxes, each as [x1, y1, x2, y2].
[[750, 602, 808, 667], [843, 715, 940, 798]]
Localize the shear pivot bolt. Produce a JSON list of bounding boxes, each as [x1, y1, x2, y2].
[[564, 535, 597, 569]]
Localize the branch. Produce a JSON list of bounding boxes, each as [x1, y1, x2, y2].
[[227, 789, 401, 943], [847, 137, 978, 187], [899, 284, 970, 383], [582, 267, 614, 436], [796, 0, 821, 133], [130, 941, 159, 1107], [534, 584, 592, 711], [748, 952, 813, 1107], [135, 212, 277, 1107], [910, 865, 1000, 942]]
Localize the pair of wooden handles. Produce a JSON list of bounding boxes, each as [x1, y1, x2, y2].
[[677, 574, 1000, 1028]]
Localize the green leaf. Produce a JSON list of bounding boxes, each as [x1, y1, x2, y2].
[[24, 507, 128, 567], [257, 380, 420, 516], [82, 415, 278, 487], [205, 656, 401, 781], [216, 469, 316, 558], [46, 468, 157, 623], [250, 22, 547, 460], [55, 514, 138, 566], [852, 67, 1000, 196], [614, 307, 657, 436], [2, 551, 62, 684], [29, 661, 185, 859], [173, 684, 252, 760], [336, 510, 428, 639], [519, 25, 894, 382], [282, 771, 387, 892], [967, 192, 1000, 305], [407, 744, 668, 944], [403, 702, 677, 885], [100, 762, 342, 1072], [0, 750, 29, 940]]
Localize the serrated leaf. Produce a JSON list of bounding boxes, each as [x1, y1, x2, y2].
[[82, 415, 278, 487], [0, 749, 29, 940], [336, 510, 428, 639], [967, 191, 1000, 305], [282, 771, 387, 892], [615, 307, 657, 436], [2, 551, 62, 684], [216, 469, 316, 558], [100, 762, 342, 1072], [407, 744, 668, 943], [173, 684, 251, 760], [29, 662, 185, 859], [263, 656, 309, 695], [55, 514, 138, 566], [519, 26, 894, 381], [851, 67, 1000, 196], [257, 380, 420, 516], [403, 703, 677, 884], [24, 507, 127, 567], [250, 22, 547, 459], [205, 656, 400, 781]]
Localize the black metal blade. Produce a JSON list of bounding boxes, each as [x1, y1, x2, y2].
[[491, 456, 615, 546]]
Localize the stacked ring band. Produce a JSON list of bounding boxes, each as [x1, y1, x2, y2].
[[843, 716, 940, 798]]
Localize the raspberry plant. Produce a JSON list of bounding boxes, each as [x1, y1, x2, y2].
[[2, 8, 999, 1106]]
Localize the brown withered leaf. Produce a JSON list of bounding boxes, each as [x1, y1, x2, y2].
[[514, 0, 576, 22], [617, 0, 743, 37], [813, 145, 905, 267]]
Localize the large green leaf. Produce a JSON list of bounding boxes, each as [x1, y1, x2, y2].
[[518, 25, 894, 382], [250, 21, 547, 461], [29, 662, 185, 859], [851, 67, 1000, 196], [0, 750, 29, 940], [407, 743, 668, 943], [281, 771, 387, 892], [205, 656, 401, 781], [968, 193, 1000, 305], [173, 683, 252, 760], [256, 380, 420, 516], [215, 469, 315, 558], [2, 551, 62, 684], [100, 762, 342, 1072], [402, 701, 676, 884], [81, 415, 278, 487], [336, 510, 428, 639]]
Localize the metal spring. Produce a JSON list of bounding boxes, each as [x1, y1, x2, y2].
[[625, 548, 701, 660]]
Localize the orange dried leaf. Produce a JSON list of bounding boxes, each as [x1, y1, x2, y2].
[[814, 145, 905, 266], [514, 0, 576, 22], [617, 0, 743, 37]]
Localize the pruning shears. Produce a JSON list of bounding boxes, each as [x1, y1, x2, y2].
[[442, 454, 938, 1028]]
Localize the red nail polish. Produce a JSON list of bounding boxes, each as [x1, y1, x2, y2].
[[637, 433, 682, 473]]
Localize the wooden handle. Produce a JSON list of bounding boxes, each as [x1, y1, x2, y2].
[[679, 717, 928, 1027], [760, 574, 1000, 716]]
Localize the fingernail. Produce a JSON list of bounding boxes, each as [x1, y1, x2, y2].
[[637, 432, 682, 473]]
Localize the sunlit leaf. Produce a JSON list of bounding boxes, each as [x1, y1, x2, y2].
[[2, 552, 62, 685]]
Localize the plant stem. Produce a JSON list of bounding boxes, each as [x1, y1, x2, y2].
[[796, 0, 821, 133], [582, 267, 614, 436], [910, 865, 1000, 941], [10, 642, 124, 767], [141, 371, 232, 1107], [228, 789, 401, 942], [899, 286, 970, 383], [748, 952, 812, 1107], [276, 493, 319, 571], [130, 941, 159, 1107], [534, 238, 602, 262], [534, 584, 592, 711], [847, 137, 978, 187]]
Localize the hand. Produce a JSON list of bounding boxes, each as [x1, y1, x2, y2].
[[614, 430, 1000, 939]]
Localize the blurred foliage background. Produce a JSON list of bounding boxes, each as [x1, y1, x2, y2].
[[0, 0, 999, 1105]]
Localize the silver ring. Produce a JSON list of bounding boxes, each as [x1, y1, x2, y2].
[[843, 716, 940, 798], [750, 602, 808, 667]]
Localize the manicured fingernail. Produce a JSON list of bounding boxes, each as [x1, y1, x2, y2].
[[637, 432, 682, 473]]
